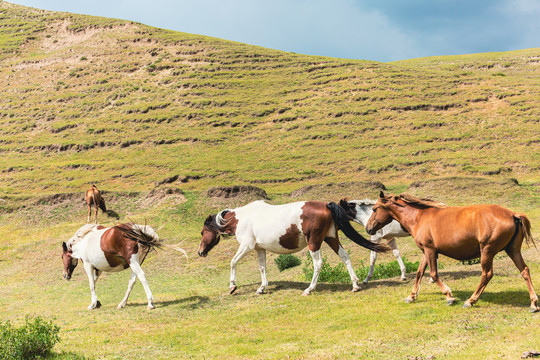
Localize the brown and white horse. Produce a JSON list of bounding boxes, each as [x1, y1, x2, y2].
[[366, 192, 539, 312], [198, 200, 389, 295], [85, 185, 107, 223], [62, 223, 161, 310]]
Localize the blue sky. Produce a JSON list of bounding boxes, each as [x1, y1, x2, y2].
[[7, 0, 540, 62]]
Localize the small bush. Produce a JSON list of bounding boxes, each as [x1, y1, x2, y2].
[[275, 254, 301, 272], [0, 316, 60, 360], [302, 254, 419, 283]]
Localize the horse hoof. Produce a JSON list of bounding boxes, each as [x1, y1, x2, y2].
[[88, 301, 101, 310], [352, 287, 361, 293], [530, 306, 540, 313], [229, 286, 237, 295], [147, 304, 155, 310], [117, 304, 125, 309], [405, 297, 415, 304], [255, 289, 265, 295], [401, 277, 407, 281], [446, 299, 456, 306], [302, 291, 310, 296], [463, 302, 472, 308]]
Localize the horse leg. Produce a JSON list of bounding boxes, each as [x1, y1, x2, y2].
[[406, 253, 428, 303], [324, 236, 360, 291], [464, 247, 495, 308], [118, 271, 137, 309], [129, 256, 154, 309], [303, 249, 323, 295], [425, 249, 455, 305], [229, 244, 251, 294], [87, 204, 91, 223], [505, 248, 539, 312], [255, 249, 268, 294], [83, 262, 100, 310], [94, 205, 99, 224], [94, 269, 102, 283], [364, 250, 377, 284], [388, 238, 407, 281]]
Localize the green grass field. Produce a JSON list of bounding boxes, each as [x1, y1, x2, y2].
[[1, 2, 539, 359]]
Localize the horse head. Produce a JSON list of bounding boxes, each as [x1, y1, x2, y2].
[[366, 191, 396, 235], [197, 215, 222, 257], [61, 242, 79, 280]]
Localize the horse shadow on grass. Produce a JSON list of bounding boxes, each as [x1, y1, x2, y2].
[[123, 296, 210, 310], [157, 295, 210, 309], [452, 290, 533, 307], [105, 209, 120, 220], [239, 279, 411, 294]]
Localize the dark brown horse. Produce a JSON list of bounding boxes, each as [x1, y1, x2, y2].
[[85, 185, 106, 223], [366, 191, 538, 312]]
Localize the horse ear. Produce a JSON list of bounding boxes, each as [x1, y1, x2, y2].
[[379, 191, 385, 198], [204, 215, 213, 223], [62, 242, 68, 251], [339, 198, 348, 207]]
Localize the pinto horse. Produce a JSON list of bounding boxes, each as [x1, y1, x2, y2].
[[339, 198, 410, 283], [198, 200, 389, 295], [85, 185, 106, 223], [62, 223, 161, 310], [366, 192, 539, 312]]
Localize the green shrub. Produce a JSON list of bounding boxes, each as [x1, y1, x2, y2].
[[0, 316, 60, 360], [274, 254, 301, 272], [302, 253, 419, 283]]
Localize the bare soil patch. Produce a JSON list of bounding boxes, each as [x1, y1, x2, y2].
[[288, 181, 386, 202], [206, 185, 268, 199]]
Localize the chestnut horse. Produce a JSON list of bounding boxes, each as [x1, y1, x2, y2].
[[62, 223, 161, 310], [366, 192, 539, 312], [198, 200, 389, 295], [339, 198, 410, 283], [85, 185, 106, 223]]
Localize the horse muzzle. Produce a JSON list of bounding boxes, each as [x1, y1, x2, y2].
[[63, 273, 71, 280], [198, 251, 207, 258], [365, 225, 377, 235]]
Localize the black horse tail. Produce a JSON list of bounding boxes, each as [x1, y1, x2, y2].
[[327, 202, 389, 253]]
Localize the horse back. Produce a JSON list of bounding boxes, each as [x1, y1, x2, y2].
[[237, 201, 334, 253], [85, 186, 100, 203], [418, 204, 518, 259], [99, 226, 138, 269]]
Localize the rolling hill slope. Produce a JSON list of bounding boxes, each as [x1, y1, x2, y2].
[[1, 1, 539, 201]]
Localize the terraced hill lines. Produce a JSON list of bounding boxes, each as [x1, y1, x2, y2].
[[1, 2, 539, 199]]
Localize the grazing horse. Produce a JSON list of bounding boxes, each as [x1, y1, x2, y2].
[[366, 192, 539, 312], [85, 185, 106, 223], [198, 200, 389, 295], [62, 223, 162, 310], [339, 198, 410, 283]]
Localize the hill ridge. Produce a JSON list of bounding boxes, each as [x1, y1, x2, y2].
[[1, 2, 539, 197]]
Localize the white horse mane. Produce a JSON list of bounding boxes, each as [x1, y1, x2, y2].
[[215, 209, 233, 228], [66, 224, 100, 249]]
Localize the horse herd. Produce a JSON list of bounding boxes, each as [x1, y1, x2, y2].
[[61, 186, 539, 313]]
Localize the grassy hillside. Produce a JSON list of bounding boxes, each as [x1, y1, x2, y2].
[[1, 2, 539, 359], [1, 1, 539, 201]]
